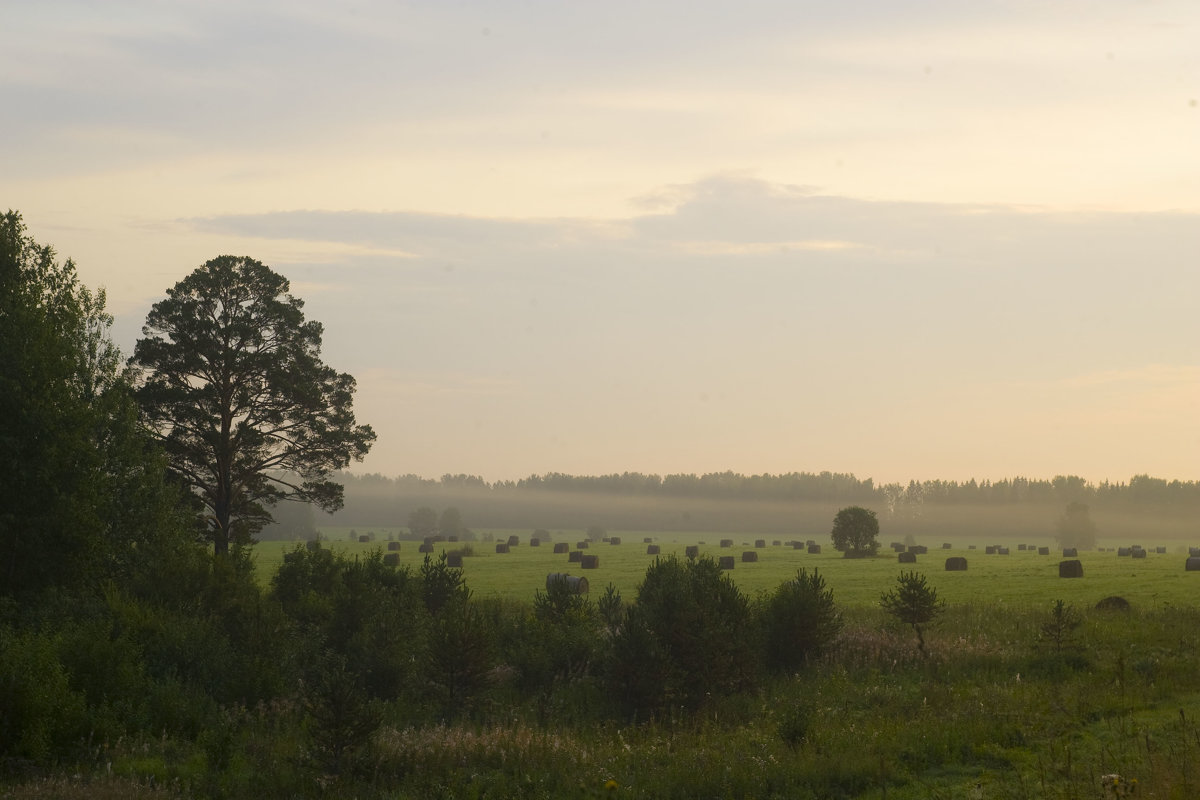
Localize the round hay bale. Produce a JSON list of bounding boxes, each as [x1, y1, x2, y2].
[[1062, 547, 1078, 557], [793, 541, 805, 550], [898, 551, 917, 563], [968, 544, 977, 550], [568, 550, 582, 562], [985, 546, 996, 555], [719, 539, 734, 548], [1156, 546, 1166, 554], [1132, 548, 1147, 559], [1037, 546, 1050, 555], [446, 552, 464, 568], [754, 539, 766, 548], [576, 541, 589, 550], [1018, 544, 1027, 551], [942, 543, 952, 549], [1058, 559, 1084, 578], [945, 556, 967, 571], [718, 556, 735, 570], [530, 538, 540, 547], [610, 537, 622, 545], [553, 542, 570, 554], [358, 534, 370, 543], [997, 547, 1010, 555], [383, 553, 400, 567], [1117, 547, 1132, 557], [507, 535, 520, 547], [646, 544, 661, 555], [741, 550, 758, 562], [580, 554, 599, 569], [387, 541, 401, 551], [1095, 596, 1131, 612], [772, 540, 782, 547], [910, 545, 928, 554], [495, 542, 509, 554], [546, 573, 589, 594], [685, 545, 700, 559], [892, 543, 906, 552], [807, 544, 821, 554], [1186, 556, 1200, 571], [1190, 547, 1200, 557], [644, 537, 654, 544], [418, 543, 434, 553]]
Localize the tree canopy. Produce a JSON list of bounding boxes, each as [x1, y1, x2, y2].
[[830, 506, 881, 558], [130, 256, 375, 556]]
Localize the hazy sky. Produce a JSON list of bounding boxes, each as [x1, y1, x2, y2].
[[5, 1, 1199, 485]]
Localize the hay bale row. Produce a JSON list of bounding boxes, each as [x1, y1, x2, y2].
[[945, 557, 967, 571]]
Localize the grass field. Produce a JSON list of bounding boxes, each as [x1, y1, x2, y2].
[[252, 527, 1200, 610]]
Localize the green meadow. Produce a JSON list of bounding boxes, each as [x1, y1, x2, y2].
[[254, 529, 1200, 609]]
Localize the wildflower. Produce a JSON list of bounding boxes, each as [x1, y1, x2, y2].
[[604, 778, 619, 791]]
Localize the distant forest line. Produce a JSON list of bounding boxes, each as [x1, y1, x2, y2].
[[265, 470, 1200, 542]]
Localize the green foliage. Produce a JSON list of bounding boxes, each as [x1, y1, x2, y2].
[[408, 506, 438, 539], [830, 506, 881, 558], [301, 653, 383, 777], [1039, 598, 1083, 657], [880, 570, 946, 653], [0, 625, 88, 762], [760, 568, 842, 673], [608, 555, 757, 714], [130, 255, 375, 556]]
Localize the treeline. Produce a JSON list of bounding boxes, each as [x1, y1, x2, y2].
[[335, 470, 1200, 513]]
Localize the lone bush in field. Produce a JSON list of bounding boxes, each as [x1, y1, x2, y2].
[[1038, 599, 1083, 657], [830, 506, 881, 558], [760, 568, 842, 673], [608, 555, 756, 714], [880, 570, 945, 654]]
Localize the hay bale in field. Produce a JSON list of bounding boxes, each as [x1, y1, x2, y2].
[[495, 542, 509, 554], [447, 552, 464, 568], [945, 557, 968, 571], [647, 544, 661, 555], [568, 550, 582, 562], [530, 537, 540, 547], [553, 542, 570, 554], [892, 543, 906, 552], [685, 545, 700, 558], [1190, 547, 1200, 557], [383, 553, 400, 567], [644, 537, 654, 544], [576, 541, 589, 549], [546, 573, 589, 594], [1095, 596, 1131, 612], [997, 547, 1010, 555], [742, 551, 758, 562], [1187, 557, 1200, 571], [418, 543, 434, 553], [1059, 560, 1084, 578], [507, 535, 520, 547], [793, 541, 805, 550], [942, 543, 952, 549], [1156, 546, 1166, 554], [909, 545, 928, 554], [1132, 548, 1147, 559], [1062, 547, 1078, 557], [448, 535, 459, 542], [806, 540, 816, 547], [358, 534, 370, 543], [985, 546, 996, 554], [755, 539, 766, 548], [387, 541, 401, 551], [772, 540, 781, 547], [610, 537, 622, 545], [580, 554, 599, 569], [718, 556, 735, 570], [719, 539, 734, 548], [808, 544, 821, 554], [1018, 544, 1027, 551], [1038, 546, 1050, 555], [1117, 547, 1132, 557], [898, 551, 916, 563]]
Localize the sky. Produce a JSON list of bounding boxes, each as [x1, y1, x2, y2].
[[4, 0, 1199, 486]]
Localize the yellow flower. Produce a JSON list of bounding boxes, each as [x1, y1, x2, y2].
[[604, 778, 619, 791]]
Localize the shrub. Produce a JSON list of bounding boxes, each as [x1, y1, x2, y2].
[[880, 571, 945, 654], [760, 568, 842, 673]]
